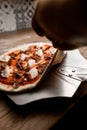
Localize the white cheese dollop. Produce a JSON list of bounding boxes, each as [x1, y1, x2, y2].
[[36, 49, 43, 56], [28, 59, 36, 68], [49, 47, 57, 54], [21, 53, 28, 60], [20, 46, 28, 52], [36, 43, 43, 48], [28, 68, 38, 79], [1, 65, 12, 78], [0, 55, 10, 62]]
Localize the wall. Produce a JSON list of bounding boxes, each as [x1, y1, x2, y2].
[[0, 0, 36, 32]]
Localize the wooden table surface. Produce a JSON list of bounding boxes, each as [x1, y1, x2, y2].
[[0, 29, 87, 130]]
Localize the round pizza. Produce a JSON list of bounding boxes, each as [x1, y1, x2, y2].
[[0, 42, 57, 93]]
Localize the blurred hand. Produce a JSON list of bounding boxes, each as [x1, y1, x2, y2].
[[32, 0, 87, 50]]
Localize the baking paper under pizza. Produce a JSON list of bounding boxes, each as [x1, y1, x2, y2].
[[0, 42, 58, 93]]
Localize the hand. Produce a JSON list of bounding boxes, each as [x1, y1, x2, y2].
[[32, 0, 87, 50]]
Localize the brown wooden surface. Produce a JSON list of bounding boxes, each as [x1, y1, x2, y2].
[[0, 28, 87, 130]]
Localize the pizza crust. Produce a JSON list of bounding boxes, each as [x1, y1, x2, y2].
[[0, 79, 40, 92]]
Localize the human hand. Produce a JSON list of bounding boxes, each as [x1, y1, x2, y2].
[[32, 0, 87, 50]]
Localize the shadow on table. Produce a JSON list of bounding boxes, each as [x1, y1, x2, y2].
[[2, 93, 71, 115]]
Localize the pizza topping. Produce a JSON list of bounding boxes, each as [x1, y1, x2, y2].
[[12, 50, 20, 55], [37, 63, 47, 74], [28, 68, 38, 79], [14, 71, 24, 79], [42, 45, 49, 50], [20, 53, 28, 60], [1, 65, 12, 78], [49, 47, 57, 54], [17, 60, 28, 70], [0, 62, 7, 71], [28, 59, 36, 68], [16, 60, 22, 69], [36, 42, 43, 48], [20, 46, 28, 52], [25, 45, 37, 55], [0, 55, 10, 62], [44, 53, 52, 61], [35, 49, 43, 56], [23, 73, 31, 82], [21, 61, 28, 70], [24, 78, 27, 81], [32, 54, 41, 63]]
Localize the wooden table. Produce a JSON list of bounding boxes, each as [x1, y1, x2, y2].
[[0, 29, 87, 130]]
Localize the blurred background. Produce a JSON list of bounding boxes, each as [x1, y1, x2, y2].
[[0, 0, 36, 32]]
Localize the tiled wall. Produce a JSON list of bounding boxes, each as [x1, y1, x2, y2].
[[0, 0, 36, 32]]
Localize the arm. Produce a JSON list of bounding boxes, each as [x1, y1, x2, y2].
[[32, 0, 87, 50]]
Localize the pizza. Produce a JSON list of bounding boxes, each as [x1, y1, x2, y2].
[[0, 42, 58, 93]]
